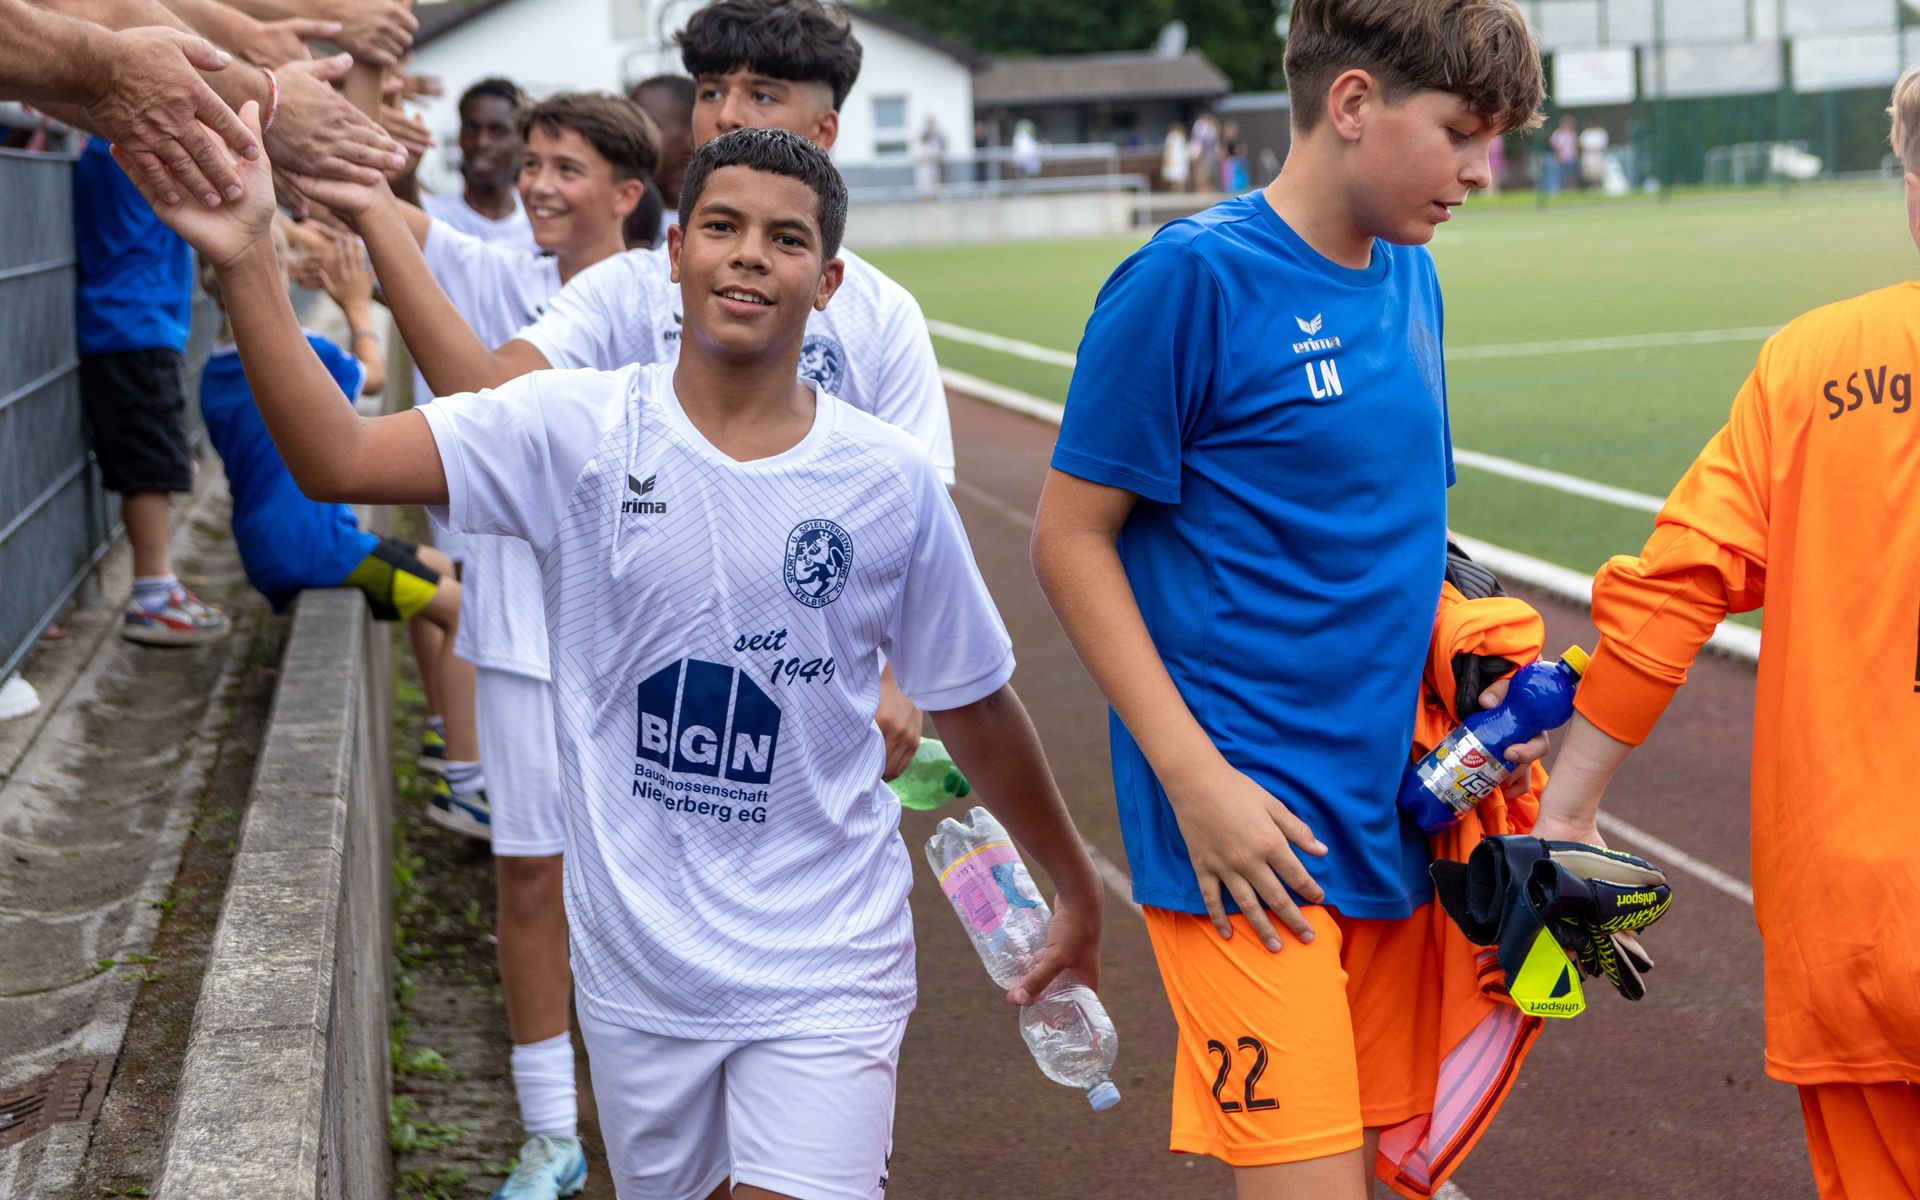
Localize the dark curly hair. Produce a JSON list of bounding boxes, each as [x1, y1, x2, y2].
[[676, 0, 863, 110]]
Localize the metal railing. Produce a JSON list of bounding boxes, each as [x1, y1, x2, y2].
[[0, 143, 111, 684]]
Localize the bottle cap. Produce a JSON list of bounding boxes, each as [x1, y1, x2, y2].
[[1560, 645, 1591, 676], [1086, 1080, 1122, 1111], [948, 771, 971, 798]]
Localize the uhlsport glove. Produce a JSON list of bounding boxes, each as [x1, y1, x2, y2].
[[1431, 835, 1672, 1018]]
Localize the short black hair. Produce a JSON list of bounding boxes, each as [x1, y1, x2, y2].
[[517, 91, 661, 182], [676, 0, 863, 110], [625, 177, 666, 248], [459, 76, 525, 120], [677, 127, 847, 259]]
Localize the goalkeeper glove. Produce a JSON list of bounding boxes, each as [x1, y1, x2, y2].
[[1431, 836, 1672, 1017]]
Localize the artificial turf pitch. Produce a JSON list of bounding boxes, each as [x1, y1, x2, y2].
[[867, 181, 1911, 587]]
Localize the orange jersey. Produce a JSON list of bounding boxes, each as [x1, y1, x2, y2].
[[1577, 282, 1920, 1085]]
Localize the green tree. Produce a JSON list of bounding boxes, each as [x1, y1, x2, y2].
[[868, 0, 1288, 92]]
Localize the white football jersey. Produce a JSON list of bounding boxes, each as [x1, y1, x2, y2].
[[419, 220, 561, 678], [420, 362, 1013, 1038], [512, 243, 956, 483], [421, 189, 538, 255]]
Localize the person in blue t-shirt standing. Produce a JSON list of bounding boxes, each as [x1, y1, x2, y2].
[[1033, 2, 1551, 1196], [73, 135, 227, 644]]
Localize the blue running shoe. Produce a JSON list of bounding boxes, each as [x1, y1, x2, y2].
[[427, 778, 491, 842], [490, 1133, 586, 1199]]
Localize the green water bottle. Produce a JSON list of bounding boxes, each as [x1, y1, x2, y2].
[[888, 738, 971, 810]]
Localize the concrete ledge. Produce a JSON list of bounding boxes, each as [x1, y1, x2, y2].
[[157, 588, 394, 1200]]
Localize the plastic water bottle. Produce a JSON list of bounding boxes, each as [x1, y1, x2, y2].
[[925, 806, 1121, 1111], [888, 738, 971, 810], [1397, 646, 1591, 833]]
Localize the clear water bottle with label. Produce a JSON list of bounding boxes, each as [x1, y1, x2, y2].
[[1397, 645, 1590, 833], [926, 806, 1121, 1111], [888, 738, 971, 811]]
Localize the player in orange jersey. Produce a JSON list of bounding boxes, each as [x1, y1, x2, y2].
[[1532, 71, 1920, 1200]]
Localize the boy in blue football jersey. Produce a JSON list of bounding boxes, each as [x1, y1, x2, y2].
[[1033, 2, 1547, 1197]]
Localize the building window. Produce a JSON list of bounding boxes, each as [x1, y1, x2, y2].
[[873, 94, 908, 156]]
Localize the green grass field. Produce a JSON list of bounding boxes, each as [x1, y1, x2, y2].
[[866, 182, 1913, 590]]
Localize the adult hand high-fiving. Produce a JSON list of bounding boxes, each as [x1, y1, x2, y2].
[[263, 52, 407, 213], [0, 4, 259, 209]]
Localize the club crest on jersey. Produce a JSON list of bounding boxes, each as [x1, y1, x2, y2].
[[635, 658, 780, 784], [798, 334, 848, 393], [784, 519, 853, 608]]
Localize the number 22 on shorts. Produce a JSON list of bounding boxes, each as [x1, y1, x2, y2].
[[1207, 1036, 1278, 1113]]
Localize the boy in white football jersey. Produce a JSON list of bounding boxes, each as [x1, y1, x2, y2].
[[372, 0, 952, 785], [306, 91, 658, 1197], [136, 115, 1104, 1200]]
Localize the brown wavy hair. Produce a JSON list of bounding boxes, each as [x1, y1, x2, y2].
[[1285, 0, 1544, 134]]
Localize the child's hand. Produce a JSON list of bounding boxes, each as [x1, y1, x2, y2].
[[110, 100, 275, 269], [1166, 758, 1328, 950], [316, 230, 374, 311], [1008, 886, 1103, 1005], [285, 164, 387, 221]]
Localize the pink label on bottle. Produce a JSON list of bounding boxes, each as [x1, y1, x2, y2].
[[940, 841, 1025, 934]]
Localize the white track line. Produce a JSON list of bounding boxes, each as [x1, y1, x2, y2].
[[946, 366, 1678, 520], [1596, 814, 1755, 907], [928, 319, 1777, 371], [949, 390, 1761, 916], [1451, 449, 1664, 514]]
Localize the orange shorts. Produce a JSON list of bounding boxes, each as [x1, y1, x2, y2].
[[1143, 904, 1442, 1167], [1798, 1081, 1920, 1199]]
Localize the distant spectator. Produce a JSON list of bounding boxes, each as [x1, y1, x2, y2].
[[406, 77, 536, 253], [1011, 117, 1041, 178], [73, 136, 227, 645], [1161, 120, 1189, 192], [914, 115, 945, 197], [1190, 109, 1220, 193], [1220, 118, 1247, 192], [1579, 120, 1610, 189], [629, 74, 696, 207], [973, 116, 993, 182], [1549, 114, 1578, 193]]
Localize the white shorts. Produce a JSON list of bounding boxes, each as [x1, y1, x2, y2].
[[475, 667, 564, 857], [579, 1007, 905, 1200]]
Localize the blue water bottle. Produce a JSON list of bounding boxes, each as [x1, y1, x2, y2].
[[1397, 646, 1590, 834]]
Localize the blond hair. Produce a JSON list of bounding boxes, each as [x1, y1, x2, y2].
[[1891, 67, 1920, 172], [1285, 0, 1544, 134]]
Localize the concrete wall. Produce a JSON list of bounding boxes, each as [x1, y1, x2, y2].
[[847, 188, 1138, 249], [155, 589, 394, 1200]]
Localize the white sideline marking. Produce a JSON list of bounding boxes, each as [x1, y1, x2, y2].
[[1597, 813, 1756, 907], [927, 319, 1078, 368], [1447, 326, 1778, 361], [928, 318, 1778, 372], [1452, 449, 1664, 514]]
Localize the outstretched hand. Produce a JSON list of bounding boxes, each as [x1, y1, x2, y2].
[[88, 26, 258, 210], [264, 54, 406, 186], [111, 102, 274, 268]]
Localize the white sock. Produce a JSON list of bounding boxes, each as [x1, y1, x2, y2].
[[445, 759, 484, 795], [509, 1033, 578, 1139], [131, 575, 178, 609]]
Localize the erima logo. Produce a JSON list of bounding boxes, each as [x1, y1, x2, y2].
[[636, 658, 780, 784], [622, 474, 667, 515], [1291, 313, 1343, 355]]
